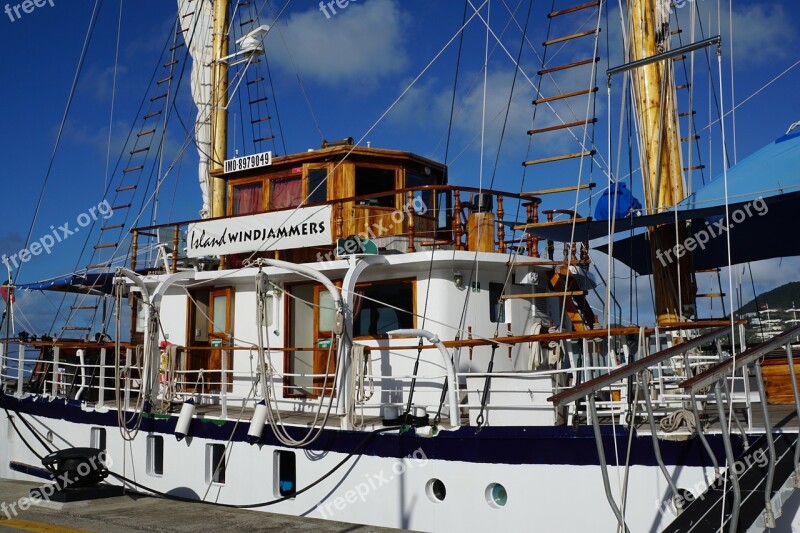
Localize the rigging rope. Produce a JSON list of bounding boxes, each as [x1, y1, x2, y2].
[[16, 0, 103, 287], [255, 266, 338, 447]]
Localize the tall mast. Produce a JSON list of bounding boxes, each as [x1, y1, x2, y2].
[[628, 0, 695, 324], [210, 0, 229, 218]]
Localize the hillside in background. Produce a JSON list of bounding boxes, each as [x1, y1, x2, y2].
[[736, 281, 800, 315]]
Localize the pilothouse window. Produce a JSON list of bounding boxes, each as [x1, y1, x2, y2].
[[232, 181, 264, 215], [306, 168, 328, 204], [355, 167, 395, 208], [271, 176, 302, 209]]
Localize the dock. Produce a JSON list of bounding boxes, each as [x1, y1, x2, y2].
[[0, 479, 400, 532]]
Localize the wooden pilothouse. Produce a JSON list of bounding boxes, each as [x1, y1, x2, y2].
[[213, 140, 449, 265]]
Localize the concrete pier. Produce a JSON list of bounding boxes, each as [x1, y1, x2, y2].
[[0, 479, 401, 532]]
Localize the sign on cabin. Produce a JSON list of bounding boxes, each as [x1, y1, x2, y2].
[[223, 150, 273, 173], [186, 205, 332, 258]]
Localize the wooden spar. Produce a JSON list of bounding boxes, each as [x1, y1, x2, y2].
[[210, 0, 229, 219], [629, 0, 695, 325]]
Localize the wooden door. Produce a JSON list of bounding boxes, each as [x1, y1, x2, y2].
[[208, 287, 233, 392], [313, 285, 337, 396]]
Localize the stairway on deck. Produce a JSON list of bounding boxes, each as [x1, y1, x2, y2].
[[664, 432, 799, 532]]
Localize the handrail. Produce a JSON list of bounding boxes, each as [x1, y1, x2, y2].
[[366, 322, 739, 353], [679, 323, 800, 394], [548, 326, 730, 407]]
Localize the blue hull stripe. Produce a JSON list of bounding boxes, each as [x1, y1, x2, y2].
[[0, 393, 742, 467]]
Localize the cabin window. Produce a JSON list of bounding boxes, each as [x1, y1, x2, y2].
[[135, 296, 146, 333], [271, 176, 302, 209], [262, 294, 274, 328], [206, 444, 226, 484], [489, 282, 506, 323], [352, 280, 414, 337], [318, 290, 336, 333], [355, 167, 395, 208], [232, 181, 264, 215], [306, 167, 328, 204], [406, 172, 435, 214], [147, 435, 164, 476]]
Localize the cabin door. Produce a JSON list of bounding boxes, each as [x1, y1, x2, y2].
[[285, 283, 336, 398], [187, 287, 233, 392]]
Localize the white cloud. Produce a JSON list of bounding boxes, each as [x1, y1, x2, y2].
[[266, 0, 409, 88], [728, 4, 795, 64], [671, 2, 795, 67]]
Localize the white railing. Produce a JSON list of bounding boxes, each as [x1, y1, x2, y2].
[[1, 324, 754, 433]]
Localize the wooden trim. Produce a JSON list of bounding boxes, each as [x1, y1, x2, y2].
[[543, 29, 599, 47], [538, 57, 599, 76], [549, 1, 599, 18], [534, 87, 598, 106], [658, 320, 745, 329], [522, 150, 596, 166], [513, 217, 590, 231], [500, 291, 585, 300], [528, 118, 597, 136], [521, 183, 596, 197], [210, 145, 447, 179]]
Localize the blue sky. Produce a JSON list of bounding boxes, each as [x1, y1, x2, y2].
[[0, 0, 799, 331]]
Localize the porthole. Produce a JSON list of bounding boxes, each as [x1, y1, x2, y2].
[[425, 478, 446, 502], [486, 483, 507, 508]]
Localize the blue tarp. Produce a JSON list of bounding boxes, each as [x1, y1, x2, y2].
[[594, 181, 642, 220]]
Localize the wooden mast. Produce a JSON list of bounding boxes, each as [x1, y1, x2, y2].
[[629, 0, 695, 324], [210, 0, 229, 219]]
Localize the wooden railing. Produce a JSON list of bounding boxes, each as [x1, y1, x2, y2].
[[131, 184, 592, 271]]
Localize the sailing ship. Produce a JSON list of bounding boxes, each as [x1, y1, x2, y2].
[[2, 1, 800, 531]]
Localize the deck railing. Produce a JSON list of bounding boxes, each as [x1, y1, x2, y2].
[[130, 184, 590, 273], [0, 323, 757, 433]]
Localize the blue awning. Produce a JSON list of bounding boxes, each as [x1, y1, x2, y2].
[[515, 131, 800, 274], [523, 131, 800, 245], [18, 272, 118, 295]]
